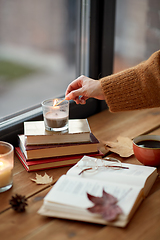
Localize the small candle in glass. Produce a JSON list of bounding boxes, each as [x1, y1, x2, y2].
[[0, 141, 14, 193], [41, 98, 69, 132]]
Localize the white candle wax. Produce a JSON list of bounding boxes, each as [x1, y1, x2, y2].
[[0, 160, 13, 188]]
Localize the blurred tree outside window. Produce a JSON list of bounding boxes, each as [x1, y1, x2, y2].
[[0, 0, 77, 119]]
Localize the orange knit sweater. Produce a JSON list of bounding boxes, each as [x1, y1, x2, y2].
[[100, 50, 160, 112]]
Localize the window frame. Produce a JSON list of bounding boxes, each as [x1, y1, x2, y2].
[[0, 0, 116, 146]]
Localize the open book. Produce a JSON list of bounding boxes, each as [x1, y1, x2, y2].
[[38, 156, 158, 227]]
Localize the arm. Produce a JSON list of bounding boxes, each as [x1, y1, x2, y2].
[[65, 50, 160, 112], [100, 50, 160, 112]]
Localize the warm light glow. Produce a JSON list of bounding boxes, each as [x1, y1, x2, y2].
[[0, 160, 10, 170], [53, 98, 66, 107], [53, 99, 59, 107], [0, 159, 12, 188], [0, 161, 4, 167]]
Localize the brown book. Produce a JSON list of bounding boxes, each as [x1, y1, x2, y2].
[[15, 147, 103, 172], [18, 133, 100, 160], [24, 119, 91, 145]]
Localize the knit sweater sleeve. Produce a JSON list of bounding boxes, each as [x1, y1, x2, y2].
[[100, 50, 160, 112]]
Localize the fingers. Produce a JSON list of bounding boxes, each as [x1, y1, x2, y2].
[[79, 96, 88, 104], [66, 89, 88, 104], [66, 88, 82, 101], [73, 96, 88, 105], [65, 76, 83, 96], [74, 96, 87, 104], [65, 75, 90, 104], [74, 96, 85, 104], [66, 92, 87, 104]]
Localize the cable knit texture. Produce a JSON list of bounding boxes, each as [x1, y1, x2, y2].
[[100, 50, 160, 112]]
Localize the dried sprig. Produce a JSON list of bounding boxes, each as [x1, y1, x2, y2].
[[9, 194, 28, 212], [87, 189, 122, 221]]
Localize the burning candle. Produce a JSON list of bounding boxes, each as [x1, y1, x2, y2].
[[0, 160, 13, 188], [42, 98, 69, 132], [0, 141, 14, 192]]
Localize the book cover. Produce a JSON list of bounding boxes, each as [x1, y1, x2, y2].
[[15, 147, 103, 172], [18, 133, 99, 160], [38, 156, 158, 227], [24, 119, 91, 145]]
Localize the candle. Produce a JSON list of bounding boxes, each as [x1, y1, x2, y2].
[[0, 160, 13, 188], [42, 98, 69, 132], [0, 141, 14, 192]]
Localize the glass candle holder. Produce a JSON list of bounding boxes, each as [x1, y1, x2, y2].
[[41, 98, 69, 132], [0, 141, 14, 193]]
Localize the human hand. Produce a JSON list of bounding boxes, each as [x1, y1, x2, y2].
[[65, 75, 105, 104]]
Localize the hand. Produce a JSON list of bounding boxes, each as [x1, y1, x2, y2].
[[65, 75, 105, 104]]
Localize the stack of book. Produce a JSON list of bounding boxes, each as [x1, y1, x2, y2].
[[15, 119, 103, 171]]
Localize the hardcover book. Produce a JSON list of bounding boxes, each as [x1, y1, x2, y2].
[[24, 119, 91, 145], [15, 147, 103, 172], [18, 133, 99, 160], [38, 156, 158, 227]]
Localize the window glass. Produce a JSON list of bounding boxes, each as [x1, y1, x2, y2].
[[114, 0, 160, 73], [0, 0, 77, 119]]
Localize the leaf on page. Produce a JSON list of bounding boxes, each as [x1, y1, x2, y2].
[[31, 173, 53, 184], [104, 136, 134, 157], [87, 189, 122, 221]]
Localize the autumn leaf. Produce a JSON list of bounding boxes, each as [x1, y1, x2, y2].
[[31, 173, 53, 184], [104, 136, 134, 157], [87, 189, 122, 221]]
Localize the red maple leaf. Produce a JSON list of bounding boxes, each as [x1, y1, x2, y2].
[[87, 189, 123, 221]]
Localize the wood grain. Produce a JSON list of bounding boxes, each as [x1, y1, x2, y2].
[[0, 107, 160, 240]]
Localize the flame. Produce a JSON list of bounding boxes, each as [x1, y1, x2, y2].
[[52, 98, 66, 108], [53, 99, 59, 107]]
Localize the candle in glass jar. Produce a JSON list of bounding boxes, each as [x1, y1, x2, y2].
[[0, 160, 12, 188], [42, 98, 69, 132]]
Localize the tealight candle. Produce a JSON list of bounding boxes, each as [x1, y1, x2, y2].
[[0, 141, 14, 193], [42, 98, 69, 132]]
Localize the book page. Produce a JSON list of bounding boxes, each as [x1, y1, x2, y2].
[[45, 174, 142, 217], [68, 119, 91, 134], [67, 156, 157, 192]]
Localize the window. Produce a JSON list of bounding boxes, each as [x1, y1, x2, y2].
[[0, 0, 116, 145], [113, 0, 160, 73], [0, 0, 77, 119]]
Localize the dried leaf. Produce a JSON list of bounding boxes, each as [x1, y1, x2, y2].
[[31, 173, 53, 184], [104, 136, 134, 157], [98, 141, 110, 155], [87, 189, 122, 221]]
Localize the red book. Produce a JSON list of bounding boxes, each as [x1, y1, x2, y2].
[[15, 147, 103, 172]]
